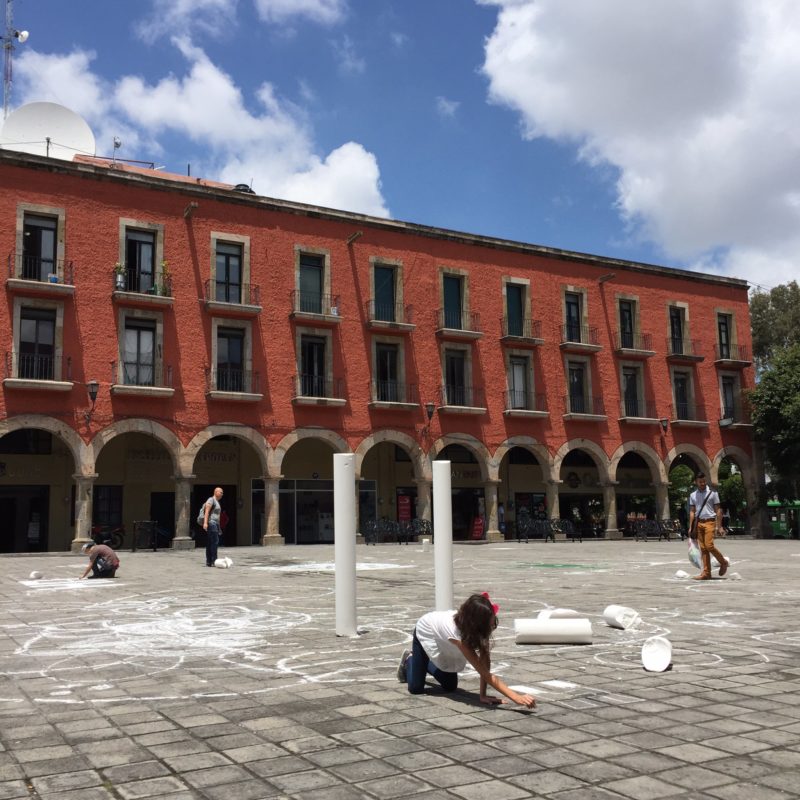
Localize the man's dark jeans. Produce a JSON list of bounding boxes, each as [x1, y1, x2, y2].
[[206, 522, 220, 566]]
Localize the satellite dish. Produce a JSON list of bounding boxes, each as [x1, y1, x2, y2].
[[0, 102, 96, 160]]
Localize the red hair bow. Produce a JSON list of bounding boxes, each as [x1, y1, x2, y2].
[[482, 591, 500, 615]]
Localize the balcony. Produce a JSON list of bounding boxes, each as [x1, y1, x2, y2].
[[112, 269, 174, 308], [6, 254, 75, 297], [670, 402, 709, 428], [614, 331, 655, 358], [289, 290, 341, 324], [618, 398, 661, 424], [292, 374, 346, 407], [563, 394, 607, 421], [435, 309, 483, 340], [437, 384, 486, 415], [719, 401, 752, 429], [666, 337, 704, 362], [203, 279, 261, 317], [503, 390, 548, 418], [365, 300, 415, 332], [368, 381, 420, 410], [714, 343, 751, 367], [500, 317, 544, 346], [560, 324, 602, 353], [110, 362, 175, 398], [205, 367, 262, 402], [3, 352, 72, 391]]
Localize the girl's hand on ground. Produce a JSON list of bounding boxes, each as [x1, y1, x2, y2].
[[479, 694, 505, 705]]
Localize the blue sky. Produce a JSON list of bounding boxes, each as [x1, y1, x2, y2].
[[6, 0, 800, 289]]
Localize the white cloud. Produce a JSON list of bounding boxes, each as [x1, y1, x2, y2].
[[436, 96, 460, 119], [14, 40, 388, 217], [136, 0, 239, 42], [253, 0, 346, 25], [332, 35, 365, 75], [480, 0, 800, 287], [390, 32, 408, 49]]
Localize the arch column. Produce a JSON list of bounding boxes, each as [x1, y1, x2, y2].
[[263, 477, 284, 546], [414, 477, 432, 523], [655, 481, 669, 520], [484, 479, 503, 542], [546, 480, 565, 541], [71, 473, 97, 553], [602, 482, 621, 539], [172, 475, 196, 551]]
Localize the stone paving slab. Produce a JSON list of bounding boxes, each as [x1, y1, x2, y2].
[[1, 539, 799, 798]]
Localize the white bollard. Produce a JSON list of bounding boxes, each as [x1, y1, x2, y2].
[[433, 460, 453, 612], [514, 618, 593, 644], [334, 453, 358, 637]]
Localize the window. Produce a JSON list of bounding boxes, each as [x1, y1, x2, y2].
[[443, 275, 463, 329], [622, 366, 640, 417], [376, 342, 399, 401], [19, 307, 56, 380], [215, 242, 242, 303], [93, 486, 123, 528], [374, 265, 396, 322], [125, 229, 155, 293], [22, 214, 56, 281], [717, 313, 732, 359], [721, 375, 736, 419], [619, 300, 635, 349], [299, 253, 324, 314], [565, 292, 582, 342], [301, 335, 327, 396], [445, 349, 466, 405], [123, 319, 155, 386], [673, 370, 691, 419], [669, 306, 684, 354], [217, 327, 245, 392], [506, 284, 525, 338], [508, 356, 529, 409], [568, 360, 587, 413]]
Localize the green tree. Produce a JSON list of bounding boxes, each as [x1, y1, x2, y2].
[[749, 342, 800, 494], [719, 471, 745, 525], [750, 281, 800, 371], [668, 465, 695, 517]]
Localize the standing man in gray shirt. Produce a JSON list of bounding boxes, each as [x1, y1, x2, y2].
[[688, 473, 728, 580], [202, 487, 224, 567]]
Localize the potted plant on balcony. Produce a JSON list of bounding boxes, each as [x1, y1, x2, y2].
[[159, 260, 172, 296], [113, 262, 126, 290]]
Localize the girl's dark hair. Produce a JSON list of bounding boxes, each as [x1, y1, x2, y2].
[[454, 593, 495, 656]]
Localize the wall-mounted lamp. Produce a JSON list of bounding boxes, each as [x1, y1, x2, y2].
[[424, 401, 435, 422], [183, 201, 199, 219], [85, 380, 99, 423], [346, 231, 363, 245], [659, 417, 669, 433]]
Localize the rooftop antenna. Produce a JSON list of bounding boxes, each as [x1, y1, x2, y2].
[[2, 0, 29, 119], [111, 135, 121, 163]]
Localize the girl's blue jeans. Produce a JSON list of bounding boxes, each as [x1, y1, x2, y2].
[[407, 629, 458, 694]]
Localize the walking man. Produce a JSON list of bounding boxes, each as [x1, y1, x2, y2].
[[202, 487, 224, 567], [688, 472, 728, 580]]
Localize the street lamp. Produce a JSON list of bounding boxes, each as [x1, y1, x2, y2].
[[3, 0, 30, 119], [425, 402, 435, 422], [85, 380, 99, 423], [659, 418, 669, 434]]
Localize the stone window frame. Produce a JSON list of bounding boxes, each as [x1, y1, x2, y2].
[[561, 284, 589, 328], [615, 292, 642, 340], [15, 202, 67, 280], [371, 334, 407, 402], [718, 369, 742, 417], [119, 218, 165, 286], [438, 265, 471, 319], [210, 231, 251, 295], [11, 296, 66, 379], [665, 300, 692, 342], [295, 325, 335, 393], [439, 341, 475, 397], [504, 346, 534, 403], [563, 352, 594, 408], [369, 256, 404, 315], [115, 307, 165, 386], [669, 364, 699, 417], [617, 359, 647, 416], [714, 307, 738, 347], [210, 317, 255, 391], [294, 244, 332, 298], [502, 276, 531, 329]]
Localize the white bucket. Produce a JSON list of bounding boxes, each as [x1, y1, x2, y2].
[[603, 604, 640, 629], [514, 617, 593, 644], [641, 636, 672, 672], [214, 557, 233, 569]]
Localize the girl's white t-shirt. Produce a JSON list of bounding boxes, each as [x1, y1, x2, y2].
[[415, 610, 466, 673]]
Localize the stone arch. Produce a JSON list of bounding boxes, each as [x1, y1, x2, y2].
[[429, 434, 491, 481], [491, 436, 555, 483], [354, 430, 427, 481], [711, 445, 754, 488], [270, 428, 350, 477], [0, 414, 88, 474], [664, 443, 711, 478], [90, 419, 182, 474], [553, 438, 611, 483], [609, 441, 668, 485], [183, 424, 269, 477]]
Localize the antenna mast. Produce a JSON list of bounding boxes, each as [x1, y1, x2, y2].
[[3, 0, 29, 119]]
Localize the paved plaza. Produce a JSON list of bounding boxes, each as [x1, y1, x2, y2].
[[1, 538, 799, 799]]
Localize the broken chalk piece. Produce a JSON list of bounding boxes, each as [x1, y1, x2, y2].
[[603, 604, 640, 629], [674, 570, 690, 579], [642, 635, 672, 672], [214, 557, 233, 569], [537, 608, 581, 620], [29, 571, 43, 580], [514, 618, 593, 645]]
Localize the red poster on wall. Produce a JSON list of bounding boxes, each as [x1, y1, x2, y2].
[[471, 517, 485, 540], [398, 494, 412, 522]]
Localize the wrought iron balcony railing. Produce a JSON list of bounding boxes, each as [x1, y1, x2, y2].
[[671, 402, 705, 422], [5, 352, 71, 381], [501, 316, 542, 339], [366, 300, 414, 325], [620, 398, 657, 418], [291, 290, 340, 316], [205, 367, 260, 394], [111, 361, 173, 388], [295, 374, 344, 399], [436, 308, 482, 333], [715, 342, 751, 362], [372, 381, 419, 404], [561, 323, 600, 346], [565, 394, 605, 415], [666, 337, 702, 358], [113, 268, 172, 297], [615, 331, 653, 351], [504, 390, 547, 412], [439, 384, 486, 408], [8, 253, 74, 284], [204, 279, 260, 306]]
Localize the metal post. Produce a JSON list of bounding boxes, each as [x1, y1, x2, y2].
[[433, 460, 453, 611], [334, 453, 357, 637]]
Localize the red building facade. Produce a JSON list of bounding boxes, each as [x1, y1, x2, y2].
[[0, 150, 756, 552]]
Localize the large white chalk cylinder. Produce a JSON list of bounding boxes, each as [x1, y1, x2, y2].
[[334, 453, 357, 637], [433, 460, 453, 612], [642, 635, 672, 672], [603, 604, 640, 630], [514, 618, 593, 644]]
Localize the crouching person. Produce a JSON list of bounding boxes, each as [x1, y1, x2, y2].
[[80, 542, 120, 579]]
